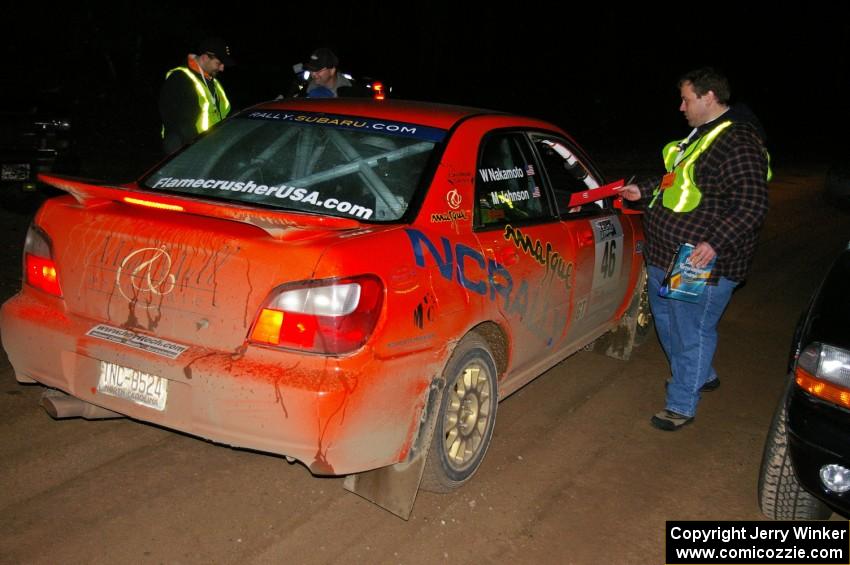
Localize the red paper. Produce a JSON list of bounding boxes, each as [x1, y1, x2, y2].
[[567, 179, 625, 208]]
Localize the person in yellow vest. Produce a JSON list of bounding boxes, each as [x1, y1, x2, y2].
[[159, 37, 233, 154], [616, 67, 770, 431]]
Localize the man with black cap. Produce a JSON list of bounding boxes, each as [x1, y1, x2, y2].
[[303, 47, 354, 98], [159, 37, 233, 154]]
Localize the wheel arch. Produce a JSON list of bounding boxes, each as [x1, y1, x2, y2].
[[468, 320, 510, 380]]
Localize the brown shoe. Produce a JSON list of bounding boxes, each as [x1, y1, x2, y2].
[[651, 409, 694, 431]]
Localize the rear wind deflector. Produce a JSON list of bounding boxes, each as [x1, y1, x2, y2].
[[39, 174, 361, 238]]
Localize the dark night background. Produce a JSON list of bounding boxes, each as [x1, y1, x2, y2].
[[4, 4, 848, 181]]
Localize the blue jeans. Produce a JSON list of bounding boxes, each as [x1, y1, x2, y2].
[[647, 264, 738, 418]]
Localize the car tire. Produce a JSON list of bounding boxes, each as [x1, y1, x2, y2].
[[420, 333, 498, 493], [634, 268, 653, 347], [757, 383, 831, 520]]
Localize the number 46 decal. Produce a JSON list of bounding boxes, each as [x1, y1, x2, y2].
[[591, 217, 624, 290], [600, 240, 617, 279]]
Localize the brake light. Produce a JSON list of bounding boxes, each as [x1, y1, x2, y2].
[[24, 225, 62, 297], [124, 197, 184, 212], [249, 275, 383, 355], [372, 82, 385, 100]]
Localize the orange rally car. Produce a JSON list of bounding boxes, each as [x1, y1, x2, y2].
[[0, 98, 648, 516]]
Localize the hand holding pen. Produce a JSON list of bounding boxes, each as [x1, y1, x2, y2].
[[614, 175, 641, 201]]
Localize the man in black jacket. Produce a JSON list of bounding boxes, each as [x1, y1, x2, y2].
[[159, 37, 233, 154], [616, 67, 770, 431]]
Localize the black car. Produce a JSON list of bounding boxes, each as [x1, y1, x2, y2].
[[759, 242, 850, 519], [0, 92, 79, 206], [824, 160, 850, 209]]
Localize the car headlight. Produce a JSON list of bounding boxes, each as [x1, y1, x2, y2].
[[796, 342, 850, 408]]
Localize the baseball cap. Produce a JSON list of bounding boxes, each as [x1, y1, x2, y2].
[[305, 48, 338, 71], [198, 37, 235, 66]]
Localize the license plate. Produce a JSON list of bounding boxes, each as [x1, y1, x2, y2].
[[96, 362, 168, 411], [1, 163, 31, 181]]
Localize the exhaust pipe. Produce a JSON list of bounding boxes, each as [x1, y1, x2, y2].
[[40, 389, 124, 420]]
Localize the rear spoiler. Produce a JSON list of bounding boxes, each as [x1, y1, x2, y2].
[[39, 174, 361, 238]]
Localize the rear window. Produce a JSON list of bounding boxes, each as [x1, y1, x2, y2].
[[142, 110, 446, 222]]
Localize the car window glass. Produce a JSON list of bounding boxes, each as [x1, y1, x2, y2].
[[475, 133, 550, 228], [530, 134, 604, 216], [143, 111, 445, 222]]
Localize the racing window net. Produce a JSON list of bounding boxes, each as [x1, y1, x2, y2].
[[529, 133, 604, 216], [143, 110, 446, 222]]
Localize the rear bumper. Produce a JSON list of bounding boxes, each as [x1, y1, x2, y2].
[[1, 290, 436, 475]]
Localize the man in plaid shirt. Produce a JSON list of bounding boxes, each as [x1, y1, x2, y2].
[[617, 67, 770, 431]]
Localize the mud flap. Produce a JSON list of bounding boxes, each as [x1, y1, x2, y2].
[[343, 378, 444, 520], [596, 267, 649, 361], [599, 306, 639, 360]]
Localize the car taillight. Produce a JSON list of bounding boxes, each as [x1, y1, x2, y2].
[[24, 225, 62, 297], [372, 82, 385, 100], [795, 342, 850, 408], [249, 275, 383, 355]]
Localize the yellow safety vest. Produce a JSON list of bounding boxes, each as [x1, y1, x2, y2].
[[163, 66, 231, 135], [650, 120, 772, 212]]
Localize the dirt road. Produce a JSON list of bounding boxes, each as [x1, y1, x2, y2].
[[1, 166, 847, 564]]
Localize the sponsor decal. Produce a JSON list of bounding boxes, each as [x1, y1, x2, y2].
[[448, 171, 473, 184], [482, 209, 506, 222], [595, 218, 619, 240], [151, 177, 373, 220], [591, 216, 624, 290], [503, 225, 574, 291], [91, 237, 238, 315], [242, 111, 446, 142], [387, 333, 435, 349], [478, 166, 525, 183], [430, 209, 469, 225], [446, 188, 462, 209], [405, 228, 567, 347], [574, 298, 588, 322], [116, 246, 176, 308], [87, 324, 188, 359], [413, 292, 437, 329]]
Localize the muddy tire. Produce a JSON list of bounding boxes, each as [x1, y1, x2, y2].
[[758, 384, 831, 519], [421, 333, 498, 493], [634, 268, 653, 346], [596, 267, 653, 360]]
